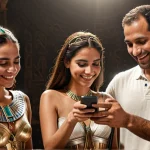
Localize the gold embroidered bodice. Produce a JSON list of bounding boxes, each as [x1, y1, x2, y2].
[[0, 90, 32, 150], [58, 117, 111, 149], [58, 92, 112, 149]]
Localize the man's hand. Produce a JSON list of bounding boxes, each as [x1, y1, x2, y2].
[[91, 98, 130, 128]]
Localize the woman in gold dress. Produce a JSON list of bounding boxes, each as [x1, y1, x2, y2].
[[0, 26, 32, 150], [40, 31, 118, 149]]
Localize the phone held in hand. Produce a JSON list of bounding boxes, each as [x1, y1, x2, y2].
[[81, 96, 98, 112]]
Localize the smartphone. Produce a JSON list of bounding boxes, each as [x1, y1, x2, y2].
[[81, 96, 98, 112]]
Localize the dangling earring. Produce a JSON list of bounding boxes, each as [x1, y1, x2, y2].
[[7, 79, 16, 90], [12, 79, 16, 89]]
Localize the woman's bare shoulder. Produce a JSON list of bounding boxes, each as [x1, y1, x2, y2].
[[40, 89, 65, 103], [41, 89, 62, 97]]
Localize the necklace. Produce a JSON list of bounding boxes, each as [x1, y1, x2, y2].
[[0, 91, 25, 122], [66, 89, 92, 101], [66, 89, 94, 148]]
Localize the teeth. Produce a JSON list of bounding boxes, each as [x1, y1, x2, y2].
[[139, 52, 149, 59], [3, 76, 14, 79], [82, 75, 93, 79]]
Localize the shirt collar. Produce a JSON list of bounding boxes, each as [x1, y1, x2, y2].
[[135, 65, 147, 81]]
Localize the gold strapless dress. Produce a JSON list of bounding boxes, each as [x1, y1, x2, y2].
[[0, 90, 32, 150]]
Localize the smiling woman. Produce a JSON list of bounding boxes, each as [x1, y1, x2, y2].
[[39, 31, 119, 149], [0, 26, 32, 150]]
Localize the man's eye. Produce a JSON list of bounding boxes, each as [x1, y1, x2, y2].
[[138, 40, 146, 45], [126, 42, 133, 48]]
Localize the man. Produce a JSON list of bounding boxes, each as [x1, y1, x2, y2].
[[91, 5, 150, 150]]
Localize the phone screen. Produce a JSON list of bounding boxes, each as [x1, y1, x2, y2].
[[81, 96, 98, 112]]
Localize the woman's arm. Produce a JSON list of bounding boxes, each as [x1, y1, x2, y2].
[[39, 90, 77, 149], [39, 90, 94, 149], [24, 94, 33, 150]]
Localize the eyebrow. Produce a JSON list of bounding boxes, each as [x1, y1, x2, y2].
[[0, 56, 21, 60], [124, 39, 129, 43], [124, 37, 147, 43], [76, 59, 101, 62]]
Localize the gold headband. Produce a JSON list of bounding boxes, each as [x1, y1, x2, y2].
[[68, 35, 102, 49]]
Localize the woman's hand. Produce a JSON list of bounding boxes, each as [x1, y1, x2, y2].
[[68, 101, 95, 123]]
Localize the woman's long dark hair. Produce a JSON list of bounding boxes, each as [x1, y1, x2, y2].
[[46, 31, 104, 92]]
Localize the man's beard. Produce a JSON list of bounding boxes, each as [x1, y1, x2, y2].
[[138, 62, 150, 69]]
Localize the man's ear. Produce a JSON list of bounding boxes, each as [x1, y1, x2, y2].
[[64, 59, 70, 68]]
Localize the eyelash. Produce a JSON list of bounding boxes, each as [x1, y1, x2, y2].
[[126, 42, 132, 47], [93, 63, 100, 66], [126, 40, 147, 47], [138, 40, 147, 45], [14, 61, 20, 64], [78, 63, 100, 67], [0, 61, 20, 66]]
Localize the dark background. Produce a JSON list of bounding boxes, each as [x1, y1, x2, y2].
[[1, 0, 149, 149]]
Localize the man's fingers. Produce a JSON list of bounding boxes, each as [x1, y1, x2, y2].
[[91, 110, 109, 117], [105, 98, 116, 103], [91, 116, 111, 126], [74, 113, 93, 118], [92, 103, 112, 109]]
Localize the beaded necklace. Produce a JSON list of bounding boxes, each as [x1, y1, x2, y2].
[[0, 91, 25, 130], [66, 89, 92, 101], [66, 89, 94, 148]]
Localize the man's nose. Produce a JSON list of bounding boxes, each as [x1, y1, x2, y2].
[[132, 45, 142, 56]]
